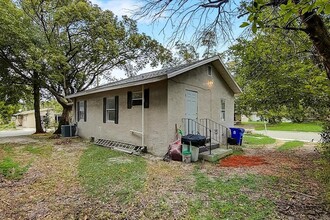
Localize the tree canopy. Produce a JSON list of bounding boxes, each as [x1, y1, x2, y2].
[[228, 29, 330, 122], [0, 0, 171, 132], [137, 0, 330, 79]]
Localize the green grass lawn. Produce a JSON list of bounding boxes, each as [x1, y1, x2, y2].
[[277, 141, 304, 151], [1, 137, 328, 219], [188, 171, 276, 219], [241, 122, 322, 132], [77, 145, 277, 219], [78, 145, 147, 203], [243, 134, 276, 145]]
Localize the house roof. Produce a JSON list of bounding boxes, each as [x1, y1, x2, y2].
[[66, 56, 241, 99], [14, 108, 54, 116]]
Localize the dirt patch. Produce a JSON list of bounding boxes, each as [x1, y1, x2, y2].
[[219, 155, 268, 167]]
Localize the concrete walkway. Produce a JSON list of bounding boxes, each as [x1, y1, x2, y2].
[[252, 130, 321, 142], [0, 128, 35, 137]]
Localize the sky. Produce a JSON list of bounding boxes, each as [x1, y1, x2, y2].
[[90, 0, 245, 79], [90, 0, 172, 45]]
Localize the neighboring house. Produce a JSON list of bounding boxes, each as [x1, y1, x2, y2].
[[241, 112, 261, 123], [15, 108, 55, 128], [67, 56, 241, 156]]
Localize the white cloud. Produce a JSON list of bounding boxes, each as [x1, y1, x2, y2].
[[90, 0, 140, 17]]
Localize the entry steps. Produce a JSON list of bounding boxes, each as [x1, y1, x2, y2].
[[95, 139, 146, 155], [198, 142, 221, 153]]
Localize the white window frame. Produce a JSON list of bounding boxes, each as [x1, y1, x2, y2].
[[78, 101, 85, 121], [207, 65, 213, 76], [106, 97, 116, 122], [132, 91, 142, 106], [220, 99, 226, 121]]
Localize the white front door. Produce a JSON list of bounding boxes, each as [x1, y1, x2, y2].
[[185, 90, 198, 134]]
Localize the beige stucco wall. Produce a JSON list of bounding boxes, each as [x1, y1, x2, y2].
[[75, 80, 168, 156], [23, 113, 35, 128], [167, 64, 235, 145]]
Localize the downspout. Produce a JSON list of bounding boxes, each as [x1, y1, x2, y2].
[[142, 85, 144, 147]]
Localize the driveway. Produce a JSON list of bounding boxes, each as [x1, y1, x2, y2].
[[0, 128, 35, 137], [252, 130, 321, 142]]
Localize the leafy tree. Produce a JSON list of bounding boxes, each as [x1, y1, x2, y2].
[[1, 0, 171, 133], [0, 54, 32, 124], [228, 29, 330, 123], [200, 31, 218, 58], [137, 0, 330, 79], [164, 41, 200, 67], [0, 0, 48, 132], [41, 99, 63, 114], [163, 39, 219, 67]]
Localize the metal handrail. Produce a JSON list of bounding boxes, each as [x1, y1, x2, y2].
[[200, 118, 229, 146]]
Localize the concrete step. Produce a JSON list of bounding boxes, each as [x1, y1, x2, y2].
[[199, 143, 220, 153], [199, 148, 233, 162]]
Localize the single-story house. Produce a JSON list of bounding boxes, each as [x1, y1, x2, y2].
[[67, 56, 241, 156], [15, 108, 55, 128]]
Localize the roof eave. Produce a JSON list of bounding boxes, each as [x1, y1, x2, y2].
[[212, 58, 242, 94], [167, 56, 219, 79], [66, 75, 167, 99], [168, 56, 242, 94]]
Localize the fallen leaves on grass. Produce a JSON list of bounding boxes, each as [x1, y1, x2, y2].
[[0, 136, 328, 219]]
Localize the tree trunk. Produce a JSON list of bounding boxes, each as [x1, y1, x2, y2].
[[302, 12, 330, 79], [33, 80, 44, 134], [54, 103, 72, 134]]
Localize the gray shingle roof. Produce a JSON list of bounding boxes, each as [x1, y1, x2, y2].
[[95, 59, 203, 90]]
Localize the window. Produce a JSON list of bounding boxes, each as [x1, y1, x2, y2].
[[77, 101, 86, 121], [103, 96, 119, 124], [221, 99, 226, 121], [127, 89, 149, 109], [132, 91, 143, 105], [207, 65, 212, 76], [106, 97, 116, 121]]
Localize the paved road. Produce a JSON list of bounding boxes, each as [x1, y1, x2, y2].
[[252, 130, 321, 142], [0, 128, 35, 137]]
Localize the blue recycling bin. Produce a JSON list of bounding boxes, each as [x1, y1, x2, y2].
[[229, 128, 245, 145]]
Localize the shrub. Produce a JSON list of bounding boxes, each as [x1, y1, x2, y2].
[[320, 120, 330, 159], [0, 122, 16, 130], [316, 120, 330, 203]]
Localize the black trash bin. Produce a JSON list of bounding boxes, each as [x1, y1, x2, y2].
[[181, 134, 206, 162]]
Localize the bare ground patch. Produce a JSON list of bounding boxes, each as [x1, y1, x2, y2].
[[0, 136, 91, 219]]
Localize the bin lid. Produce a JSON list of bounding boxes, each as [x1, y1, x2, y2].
[[229, 127, 245, 133]]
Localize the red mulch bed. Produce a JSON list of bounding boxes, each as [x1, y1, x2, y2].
[[219, 155, 268, 167]]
